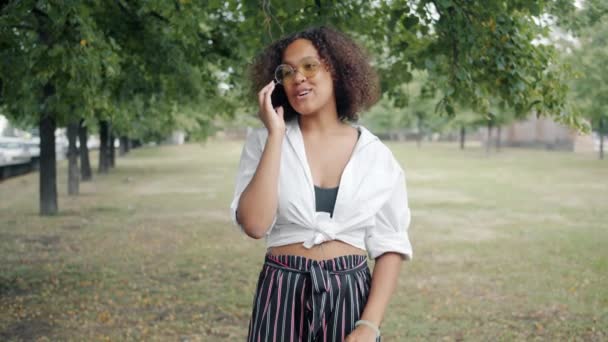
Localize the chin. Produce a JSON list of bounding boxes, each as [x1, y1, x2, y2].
[[291, 103, 319, 116], [295, 108, 313, 115]]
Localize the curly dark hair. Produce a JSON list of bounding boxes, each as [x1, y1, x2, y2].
[[249, 26, 380, 123]]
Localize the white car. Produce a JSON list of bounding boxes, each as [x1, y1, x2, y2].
[[0, 137, 31, 165], [24, 138, 40, 158]]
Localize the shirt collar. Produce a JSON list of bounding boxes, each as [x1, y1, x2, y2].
[[285, 116, 378, 151], [284, 117, 379, 193]]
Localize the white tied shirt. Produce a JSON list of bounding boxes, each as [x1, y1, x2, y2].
[[229, 118, 413, 260]]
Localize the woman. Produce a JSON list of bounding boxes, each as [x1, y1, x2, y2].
[[230, 26, 413, 342]]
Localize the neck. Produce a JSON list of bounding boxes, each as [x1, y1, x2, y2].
[[298, 104, 347, 136]]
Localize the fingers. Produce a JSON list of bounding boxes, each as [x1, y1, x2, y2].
[[275, 106, 284, 119], [257, 81, 270, 104], [257, 80, 275, 110], [264, 81, 276, 113]]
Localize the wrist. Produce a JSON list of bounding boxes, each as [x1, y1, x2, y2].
[[354, 319, 381, 338], [267, 130, 285, 141]]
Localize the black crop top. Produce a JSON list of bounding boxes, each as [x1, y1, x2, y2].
[[314, 185, 339, 217], [314, 128, 361, 218]]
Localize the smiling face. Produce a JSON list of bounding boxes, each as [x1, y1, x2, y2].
[[281, 39, 336, 117]]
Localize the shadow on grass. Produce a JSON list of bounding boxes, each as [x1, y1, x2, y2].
[[0, 319, 53, 341]]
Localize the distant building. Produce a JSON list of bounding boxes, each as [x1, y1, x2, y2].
[[482, 114, 596, 152], [163, 130, 186, 145]]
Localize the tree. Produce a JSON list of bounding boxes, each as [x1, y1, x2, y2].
[[441, 108, 483, 150], [0, 3, 119, 214], [566, 8, 608, 159], [1, 0, 590, 215], [0, 1, 238, 214], [78, 119, 93, 181], [66, 118, 79, 195], [355, 0, 583, 130]]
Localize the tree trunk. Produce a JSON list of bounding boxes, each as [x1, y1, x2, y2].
[[67, 121, 79, 195], [416, 116, 423, 148], [600, 117, 605, 160], [460, 125, 466, 150], [98, 119, 109, 174], [601, 133, 605, 160], [78, 119, 92, 181], [119, 136, 129, 156], [131, 139, 141, 149], [315, 0, 322, 17], [496, 125, 502, 152], [109, 129, 116, 168], [39, 114, 58, 215], [486, 121, 493, 156]]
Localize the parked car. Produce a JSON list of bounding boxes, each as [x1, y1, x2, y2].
[[24, 137, 40, 158], [0, 137, 31, 165], [76, 134, 101, 150]]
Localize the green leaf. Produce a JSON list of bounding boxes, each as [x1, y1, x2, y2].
[[403, 16, 419, 29]]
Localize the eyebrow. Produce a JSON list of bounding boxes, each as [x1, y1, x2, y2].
[[282, 56, 318, 66]]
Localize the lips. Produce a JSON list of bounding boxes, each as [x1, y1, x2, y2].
[[295, 88, 312, 100]]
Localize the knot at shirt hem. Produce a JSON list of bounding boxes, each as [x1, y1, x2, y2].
[[302, 212, 339, 249]]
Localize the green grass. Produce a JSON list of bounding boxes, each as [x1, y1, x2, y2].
[[0, 140, 606, 341]]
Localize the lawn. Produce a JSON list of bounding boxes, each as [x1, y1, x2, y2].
[[0, 138, 606, 341]]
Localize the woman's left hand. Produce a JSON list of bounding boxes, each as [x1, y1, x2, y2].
[[344, 326, 378, 342]]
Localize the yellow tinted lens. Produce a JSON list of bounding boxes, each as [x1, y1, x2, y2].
[[300, 59, 320, 77]]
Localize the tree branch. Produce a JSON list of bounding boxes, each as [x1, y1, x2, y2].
[[114, 0, 133, 17], [31, 7, 52, 45], [31, 7, 50, 21], [149, 11, 169, 23], [453, 0, 475, 26]]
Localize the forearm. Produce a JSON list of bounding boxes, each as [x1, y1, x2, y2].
[[359, 252, 403, 328], [237, 132, 284, 239]]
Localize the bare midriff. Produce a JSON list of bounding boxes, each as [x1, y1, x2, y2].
[[268, 240, 367, 261]]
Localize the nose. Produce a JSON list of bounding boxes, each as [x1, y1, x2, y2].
[[293, 69, 306, 84]]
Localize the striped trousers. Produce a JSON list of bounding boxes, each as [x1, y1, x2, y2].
[[247, 253, 381, 342]]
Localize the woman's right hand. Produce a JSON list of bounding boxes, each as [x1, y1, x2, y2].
[[257, 80, 285, 136]]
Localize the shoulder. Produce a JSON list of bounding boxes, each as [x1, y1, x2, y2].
[[244, 126, 269, 149], [357, 125, 405, 176], [249, 126, 268, 138]]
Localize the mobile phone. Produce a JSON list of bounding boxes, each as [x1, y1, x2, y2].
[[270, 82, 289, 114]]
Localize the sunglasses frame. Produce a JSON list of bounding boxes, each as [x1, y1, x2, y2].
[[274, 57, 323, 85]]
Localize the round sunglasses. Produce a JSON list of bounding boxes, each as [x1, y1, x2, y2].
[[274, 57, 322, 85]]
